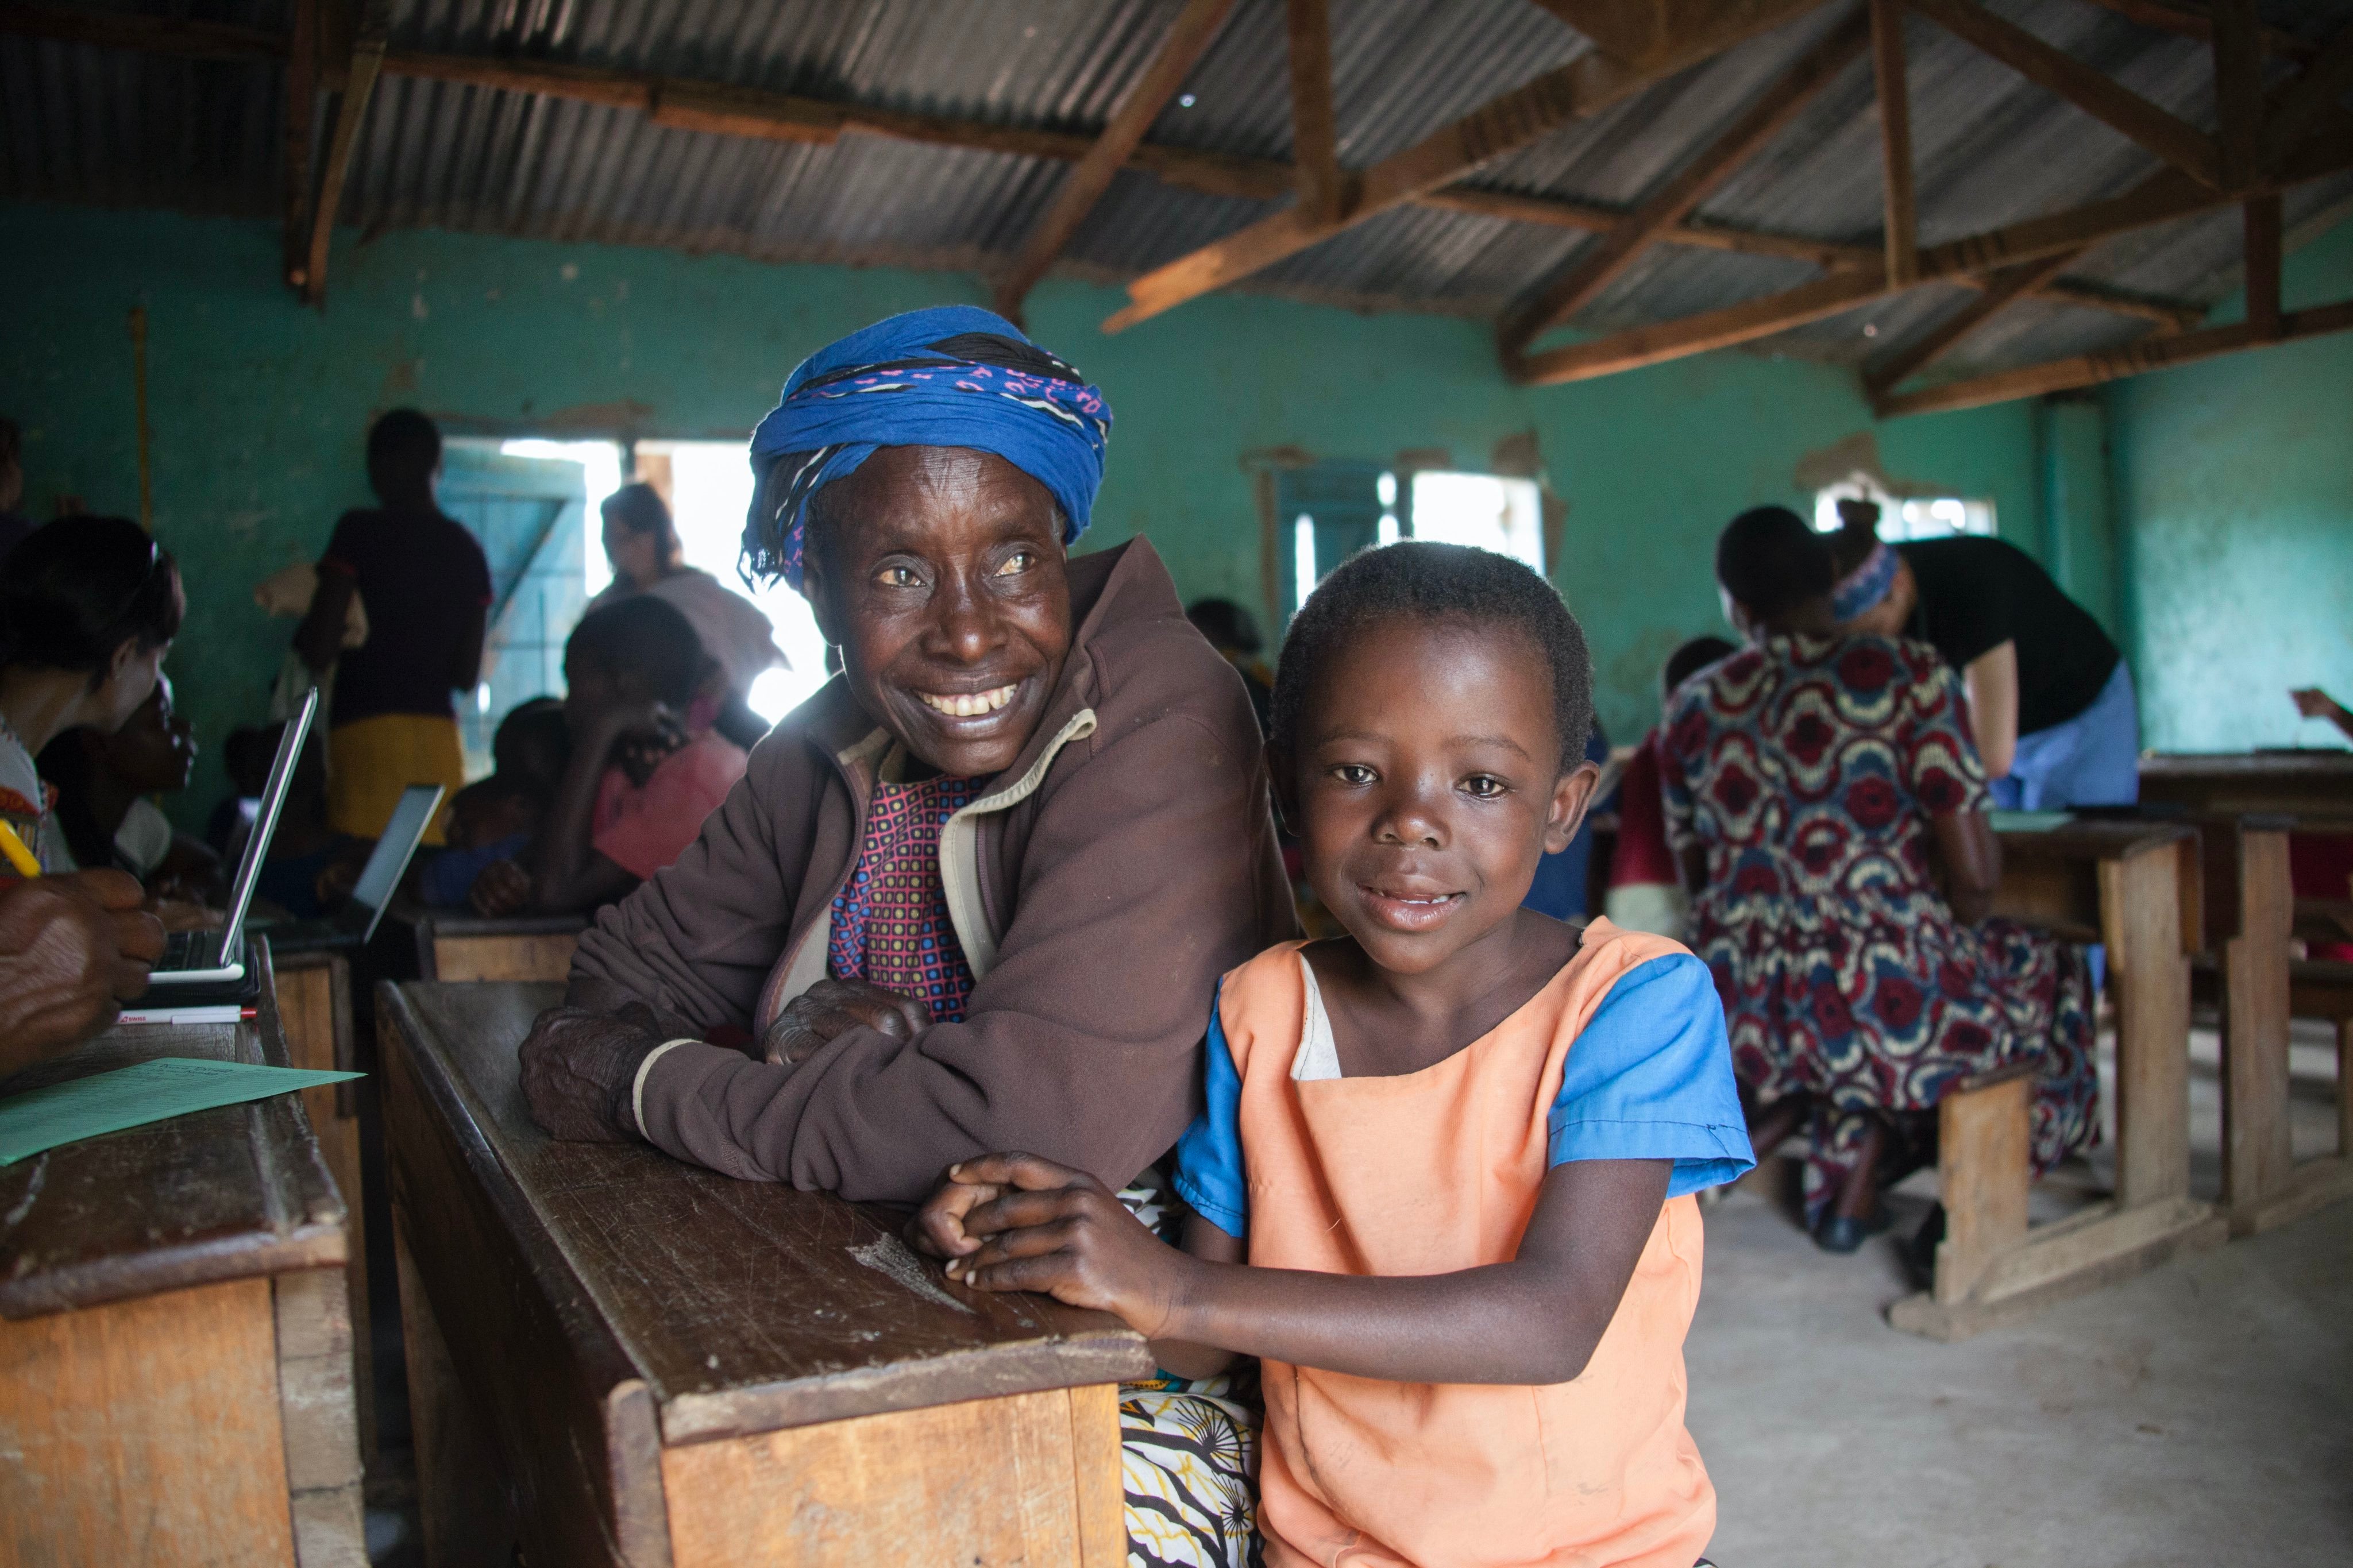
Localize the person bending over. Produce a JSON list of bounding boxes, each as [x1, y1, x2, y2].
[[472, 597, 745, 917], [921, 542, 1753, 1568], [1664, 506, 2097, 1252]]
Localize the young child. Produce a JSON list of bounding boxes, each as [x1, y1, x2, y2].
[[469, 596, 746, 917], [920, 543, 1753, 1568], [416, 697, 568, 909], [38, 673, 218, 896]]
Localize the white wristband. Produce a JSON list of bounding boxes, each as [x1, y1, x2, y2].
[[631, 1039, 696, 1137]]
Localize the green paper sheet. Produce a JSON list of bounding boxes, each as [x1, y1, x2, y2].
[[1988, 809, 2074, 833], [0, 1057, 363, 1166]]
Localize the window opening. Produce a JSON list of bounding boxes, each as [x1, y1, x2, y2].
[[1408, 472, 1544, 573], [1812, 473, 1995, 540]]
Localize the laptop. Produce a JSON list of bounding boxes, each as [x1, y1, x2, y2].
[[144, 686, 317, 990], [257, 782, 444, 954]]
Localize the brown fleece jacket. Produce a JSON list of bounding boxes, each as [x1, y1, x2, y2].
[[564, 538, 1299, 1203]]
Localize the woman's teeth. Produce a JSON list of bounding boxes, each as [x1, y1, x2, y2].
[[920, 684, 1019, 718]]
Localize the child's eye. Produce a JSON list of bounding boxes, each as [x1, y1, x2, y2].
[[1331, 764, 1376, 787], [1462, 774, 1509, 798]]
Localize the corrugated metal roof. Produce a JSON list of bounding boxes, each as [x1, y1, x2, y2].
[[3, 0, 2348, 388]]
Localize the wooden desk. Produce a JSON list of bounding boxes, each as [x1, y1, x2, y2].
[[1892, 821, 2228, 1340], [0, 945, 364, 1565], [2141, 750, 2353, 830], [409, 910, 586, 983], [381, 980, 1149, 1567]]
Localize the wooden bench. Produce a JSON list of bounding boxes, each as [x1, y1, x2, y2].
[[408, 910, 587, 983], [0, 944, 364, 1566], [2282, 956, 2353, 1204], [1891, 820, 2227, 1340], [2141, 750, 2353, 831], [380, 979, 1149, 1567]]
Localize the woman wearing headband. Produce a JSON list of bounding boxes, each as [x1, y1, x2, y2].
[[1827, 498, 2136, 810], [519, 308, 1293, 1560]]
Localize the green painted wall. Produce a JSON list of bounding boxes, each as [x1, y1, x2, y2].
[[1, 202, 2045, 821], [2107, 218, 2353, 753]]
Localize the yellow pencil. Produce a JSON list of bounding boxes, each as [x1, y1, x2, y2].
[[0, 819, 42, 878]]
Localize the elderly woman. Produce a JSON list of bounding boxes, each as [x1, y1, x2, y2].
[[1660, 507, 2098, 1253], [520, 307, 1292, 1561]]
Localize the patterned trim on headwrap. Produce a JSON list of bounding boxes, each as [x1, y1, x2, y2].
[[1831, 540, 1899, 620], [743, 307, 1113, 592]]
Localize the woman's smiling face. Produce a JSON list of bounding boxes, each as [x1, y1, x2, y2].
[[800, 446, 1073, 779]]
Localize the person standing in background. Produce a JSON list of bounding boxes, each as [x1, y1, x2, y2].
[[1829, 499, 2135, 811], [296, 410, 491, 845], [588, 481, 782, 751]]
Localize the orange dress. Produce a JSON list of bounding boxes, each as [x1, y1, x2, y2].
[[1208, 922, 1725, 1568]]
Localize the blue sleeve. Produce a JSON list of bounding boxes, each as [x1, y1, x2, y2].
[[1548, 953, 1754, 1197], [1171, 984, 1247, 1240]]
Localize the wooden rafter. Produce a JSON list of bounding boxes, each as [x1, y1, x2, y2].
[[2072, 0, 2317, 62], [2211, 0, 2262, 190], [1515, 126, 2353, 387], [1864, 249, 2082, 394], [1871, 0, 1918, 285], [281, 0, 317, 292], [1906, 0, 2222, 188], [2243, 192, 2282, 339], [302, 0, 388, 306], [1498, 6, 1869, 361], [2256, 22, 2353, 173], [1098, 0, 1836, 332], [1287, 0, 1345, 226], [0, 2, 2204, 331], [1875, 298, 2353, 416], [992, 0, 1236, 322]]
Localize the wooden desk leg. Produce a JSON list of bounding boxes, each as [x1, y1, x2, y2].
[[2105, 847, 2192, 1209], [1932, 1073, 2031, 1305], [2223, 831, 2296, 1232], [279, 957, 374, 1469], [394, 1212, 518, 1568]]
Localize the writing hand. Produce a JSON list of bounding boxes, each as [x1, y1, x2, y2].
[[0, 871, 167, 1075], [758, 977, 931, 1065], [926, 1152, 1187, 1337]]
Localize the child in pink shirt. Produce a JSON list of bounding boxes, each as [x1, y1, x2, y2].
[[921, 543, 1751, 1567]]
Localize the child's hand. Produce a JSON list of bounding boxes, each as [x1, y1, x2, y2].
[[469, 858, 532, 917], [919, 1153, 1187, 1337]]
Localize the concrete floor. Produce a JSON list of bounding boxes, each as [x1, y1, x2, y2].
[[1685, 1017, 2352, 1567]]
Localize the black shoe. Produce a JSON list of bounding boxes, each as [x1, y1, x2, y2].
[[1814, 1207, 1893, 1254]]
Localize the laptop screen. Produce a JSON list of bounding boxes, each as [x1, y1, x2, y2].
[[214, 686, 319, 956], [343, 784, 445, 937]]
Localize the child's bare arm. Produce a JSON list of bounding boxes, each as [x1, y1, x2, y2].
[[922, 1152, 1668, 1387], [1151, 1214, 1241, 1380]]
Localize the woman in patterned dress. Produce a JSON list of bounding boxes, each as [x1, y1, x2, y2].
[[1659, 507, 2098, 1253]]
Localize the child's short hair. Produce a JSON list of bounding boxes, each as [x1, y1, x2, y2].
[[492, 696, 570, 792], [1271, 541, 1593, 768], [566, 596, 705, 708], [1715, 505, 1833, 621], [1661, 635, 1735, 697]]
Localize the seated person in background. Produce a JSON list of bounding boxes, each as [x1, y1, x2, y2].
[[39, 674, 218, 898], [0, 871, 166, 1079], [1602, 635, 1734, 940], [238, 725, 362, 922], [416, 697, 569, 909], [296, 408, 490, 846], [588, 482, 783, 751], [471, 597, 746, 917], [1662, 506, 2098, 1253], [921, 543, 1750, 1568], [1184, 596, 1274, 736]]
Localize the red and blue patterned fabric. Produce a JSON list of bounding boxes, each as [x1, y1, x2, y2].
[[1658, 632, 2098, 1221], [827, 774, 985, 1024]]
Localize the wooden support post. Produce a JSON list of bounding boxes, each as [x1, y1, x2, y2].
[[302, 0, 389, 306], [1932, 1068, 2034, 1304], [1904, 0, 2223, 188], [992, 0, 1237, 322], [2258, 23, 2353, 174], [1872, 0, 1917, 286], [2106, 843, 2190, 1210], [281, 0, 318, 293], [2220, 829, 2292, 1219], [1287, 0, 1344, 226], [2211, 0, 2263, 190], [2243, 192, 2282, 339], [1864, 248, 2080, 394], [1499, 7, 1869, 358]]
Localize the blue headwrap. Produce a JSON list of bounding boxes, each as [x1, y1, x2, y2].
[[1832, 540, 1899, 620], [745, 306, 1112, 590]]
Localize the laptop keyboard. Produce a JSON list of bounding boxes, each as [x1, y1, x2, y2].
[[155, 928, 218, 972]]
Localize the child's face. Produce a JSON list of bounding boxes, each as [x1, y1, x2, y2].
[[105, 674, 197, 794], [1283, 619, 1598, 976]]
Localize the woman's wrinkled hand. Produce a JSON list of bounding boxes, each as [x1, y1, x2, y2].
[[0, 871, 167, 1074], [758, 978, 931, 1065], [916, 1152, 1187, 1337], [518, 1001, 669, 1143]]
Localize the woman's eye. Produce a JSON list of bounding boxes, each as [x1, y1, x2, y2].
[[1331, 764, 1376, 786], [1463, 775, 1509, 798], [993, 550, 1035, 576], [877, 563, 923, 588]]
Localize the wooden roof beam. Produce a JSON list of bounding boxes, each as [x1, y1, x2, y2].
[[2070, 0, 2318, 63], [1906, 0, 2223, 189], [281, 0, 317, 293], [302, 0, 388, 306], [1871, 0, 1918, 285], [1100, 0, 1835, 332], [992, 0, 1237, 323], [1874, 296, 2353, 416], [1863, 248, 2083, 395], [1287, 0, 1347, 226], [1498, 5, 1869, 361], [2243, 191, 2281, 339], [2256, 21, 2353, 174]]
